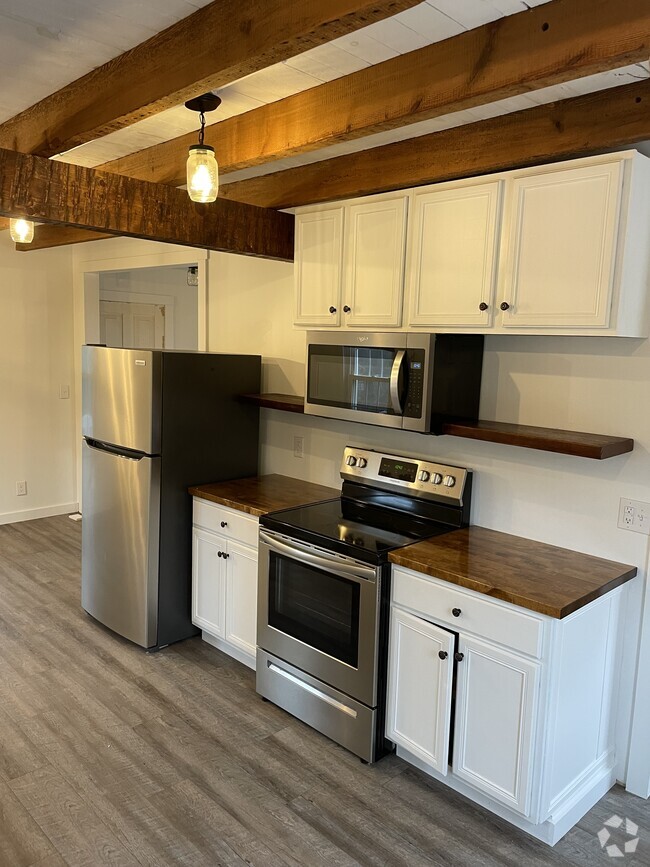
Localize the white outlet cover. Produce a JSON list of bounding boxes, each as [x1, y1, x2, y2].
[[618, 498, 650, 535]]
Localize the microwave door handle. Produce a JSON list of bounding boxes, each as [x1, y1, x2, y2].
[[259, 530, 376, 583], [390, 349, 406, 415]]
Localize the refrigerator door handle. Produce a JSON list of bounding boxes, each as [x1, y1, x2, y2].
[[85, 438, 146, 461]]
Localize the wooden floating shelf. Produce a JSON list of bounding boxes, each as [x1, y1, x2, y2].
[[241, 394, 634, 460]]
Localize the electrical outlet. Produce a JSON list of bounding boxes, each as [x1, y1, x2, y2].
[[16, 481, 27, 496], [293, 435, 304, 459], [59, 384, 70, 399], [618, 498, 650, 535]]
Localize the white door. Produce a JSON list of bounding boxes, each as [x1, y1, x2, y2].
[[191, 528, 227, 638], [386, 609, 455, 774], [500, 161, 623, 329], [225, 540, 258, 661], [294, 208, 344, 327], [407, 181, 502, 327], [99, 301, 166, 348], [452, 635, 540, 816], [343, 195, 408, 328]]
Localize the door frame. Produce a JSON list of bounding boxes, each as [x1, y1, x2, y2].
[[73, 242, 209, 508]]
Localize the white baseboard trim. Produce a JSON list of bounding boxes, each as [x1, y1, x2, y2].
[[201, 631, 256, 671], [0, 502, 79, 526]]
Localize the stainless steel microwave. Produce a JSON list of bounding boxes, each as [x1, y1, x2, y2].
[[304, 332, 484, 433]]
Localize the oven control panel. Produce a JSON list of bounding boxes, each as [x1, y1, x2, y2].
[[341, 446, 469, 503]]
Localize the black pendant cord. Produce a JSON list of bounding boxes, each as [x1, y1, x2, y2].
[[198, 112, 206, 147]]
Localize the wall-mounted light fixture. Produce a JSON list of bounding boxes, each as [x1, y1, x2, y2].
[[184, 93, 221, 203], [10, 218, 34, 244]]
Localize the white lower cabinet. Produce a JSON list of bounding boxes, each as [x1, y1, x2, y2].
[[387, 566, 625, 845], [192, 498, 259, 669]]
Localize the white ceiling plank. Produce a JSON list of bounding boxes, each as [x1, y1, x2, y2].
[[426, 0, 500, 28], [361, 18, 431, 54], [284, 43, 370, 83], [330, 31, 400, 65], [396, 4, 465, 41]]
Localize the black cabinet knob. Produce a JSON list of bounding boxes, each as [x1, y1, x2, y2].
[[478, 302, 489, 311], [223, 552, 229, 559], [220, 521, 228, 528], [500, 301, 510, 311], [217, 551, 223, 558], [454, 652, 465, 662], [452, 608, 461, 617], [329, 306, 337, 314], [438, 650, 448, 660], [343, 305, 351, 313]]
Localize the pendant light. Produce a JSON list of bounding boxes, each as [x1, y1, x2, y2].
[[184, 93, 221, 203], [10, 218, 34, 244]]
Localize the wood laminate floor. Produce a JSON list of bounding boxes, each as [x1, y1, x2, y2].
[[0, 515, 648, 867]]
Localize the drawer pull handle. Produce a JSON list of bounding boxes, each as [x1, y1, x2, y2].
[[454, 652, 464, 662], [500, 301, 510, 311], [343, 305, 351, 313], [438, 650, 448, 660], [329, 306, 337, 314], [478, 302, 489, 311], [220, 521, 228, 528], [452, 608, 462, 617]]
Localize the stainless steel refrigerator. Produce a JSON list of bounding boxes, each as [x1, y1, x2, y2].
[[81, 345, 261, 649]]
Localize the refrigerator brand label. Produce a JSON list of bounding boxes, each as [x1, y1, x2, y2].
[[135, 359, 146, 366]]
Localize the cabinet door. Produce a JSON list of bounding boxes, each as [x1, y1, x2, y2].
[[192, 528, 226, 638], [408, 181, 502, 327], [225, 540, 258, 659], [343, 196, 407, 328], [453, 636, 540, 816], [500, 161, 623, 329], [294, 208, 343, 327], [386, 609, 455, 774]]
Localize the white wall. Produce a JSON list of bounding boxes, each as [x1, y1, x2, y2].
[[0, 233, 77, 523], [99, 264, 199, 349], [207, 251, 650, 792]]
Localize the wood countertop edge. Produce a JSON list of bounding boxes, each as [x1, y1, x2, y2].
[[388, 553, 638, 619], [187, 489, 266, 517]]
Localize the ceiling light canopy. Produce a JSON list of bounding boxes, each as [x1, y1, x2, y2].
[[185, 93, 221, 203], [10, 218, 34, 244]]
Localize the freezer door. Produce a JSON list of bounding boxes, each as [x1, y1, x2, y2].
[[81, 346, 161, 454], [81, 439, 161, 648]]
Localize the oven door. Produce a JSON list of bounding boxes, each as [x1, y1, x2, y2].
[[258, 529, 380, 707]]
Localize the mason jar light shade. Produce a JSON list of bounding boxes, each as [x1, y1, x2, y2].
[[186, 145, 219, 203], [9, 218, 35, 244]]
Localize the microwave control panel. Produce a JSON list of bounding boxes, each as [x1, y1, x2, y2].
[[340, 446, 469, 504], [404, 349, 426, 419]]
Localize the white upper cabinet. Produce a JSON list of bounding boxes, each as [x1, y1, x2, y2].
[[294, 207, 343, 327], [407, 180, 502, 327], [343, 194, 408, 328], [500, 161, 623, 330]]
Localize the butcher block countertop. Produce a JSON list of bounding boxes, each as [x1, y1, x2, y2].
[[389, 526, 637, 619], [189, 474, 339, 517]]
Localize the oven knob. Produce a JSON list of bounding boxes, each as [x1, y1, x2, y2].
[[357, 458, 367, 469], [417, 470, 430, 482], [431, 473, 443, 485], [443, 475, 456, 487], [346, 455, 357, 467]]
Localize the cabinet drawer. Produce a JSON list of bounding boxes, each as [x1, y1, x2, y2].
[[392, 567, 544, 659], [192, 498, 259, 548]]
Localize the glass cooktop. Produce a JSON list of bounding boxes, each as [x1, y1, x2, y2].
[[261, 496, 454, 564]]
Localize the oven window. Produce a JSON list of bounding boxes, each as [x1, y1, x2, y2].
[[308, 345, 396, 414], [269, 553, 360, 667]]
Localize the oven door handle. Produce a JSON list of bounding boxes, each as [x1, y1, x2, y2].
[[259, 530, 377, 583], [389, 349, 406, 415]]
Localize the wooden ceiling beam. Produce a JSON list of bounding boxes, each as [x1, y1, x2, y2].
[[0, 147, 293, 260], [101, 0, 650, 186], [0, 0, 417, 159], [215, 79, 650, 208]]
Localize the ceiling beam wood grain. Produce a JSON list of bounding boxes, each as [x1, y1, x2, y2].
[[0, 0, 418, 158], [100, 0, 650, 186], [22, 78, 650, 251], [0, 147, 293, 260]]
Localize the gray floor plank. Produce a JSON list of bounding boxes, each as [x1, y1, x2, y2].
[[0, 515, 649, 867]]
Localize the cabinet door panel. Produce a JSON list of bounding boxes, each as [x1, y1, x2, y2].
[[344, 196, 407, 327], [501, 162, 623, 328], [295, 208, 343, 327], [453, 636, 539, 816], [386, 609, 455, 774], [192, 528, 226, 638], [225, 540, 258, 659], [408, 182, 502, 327]]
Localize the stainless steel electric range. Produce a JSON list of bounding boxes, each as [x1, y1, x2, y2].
[[256, 446, 472, 763]]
